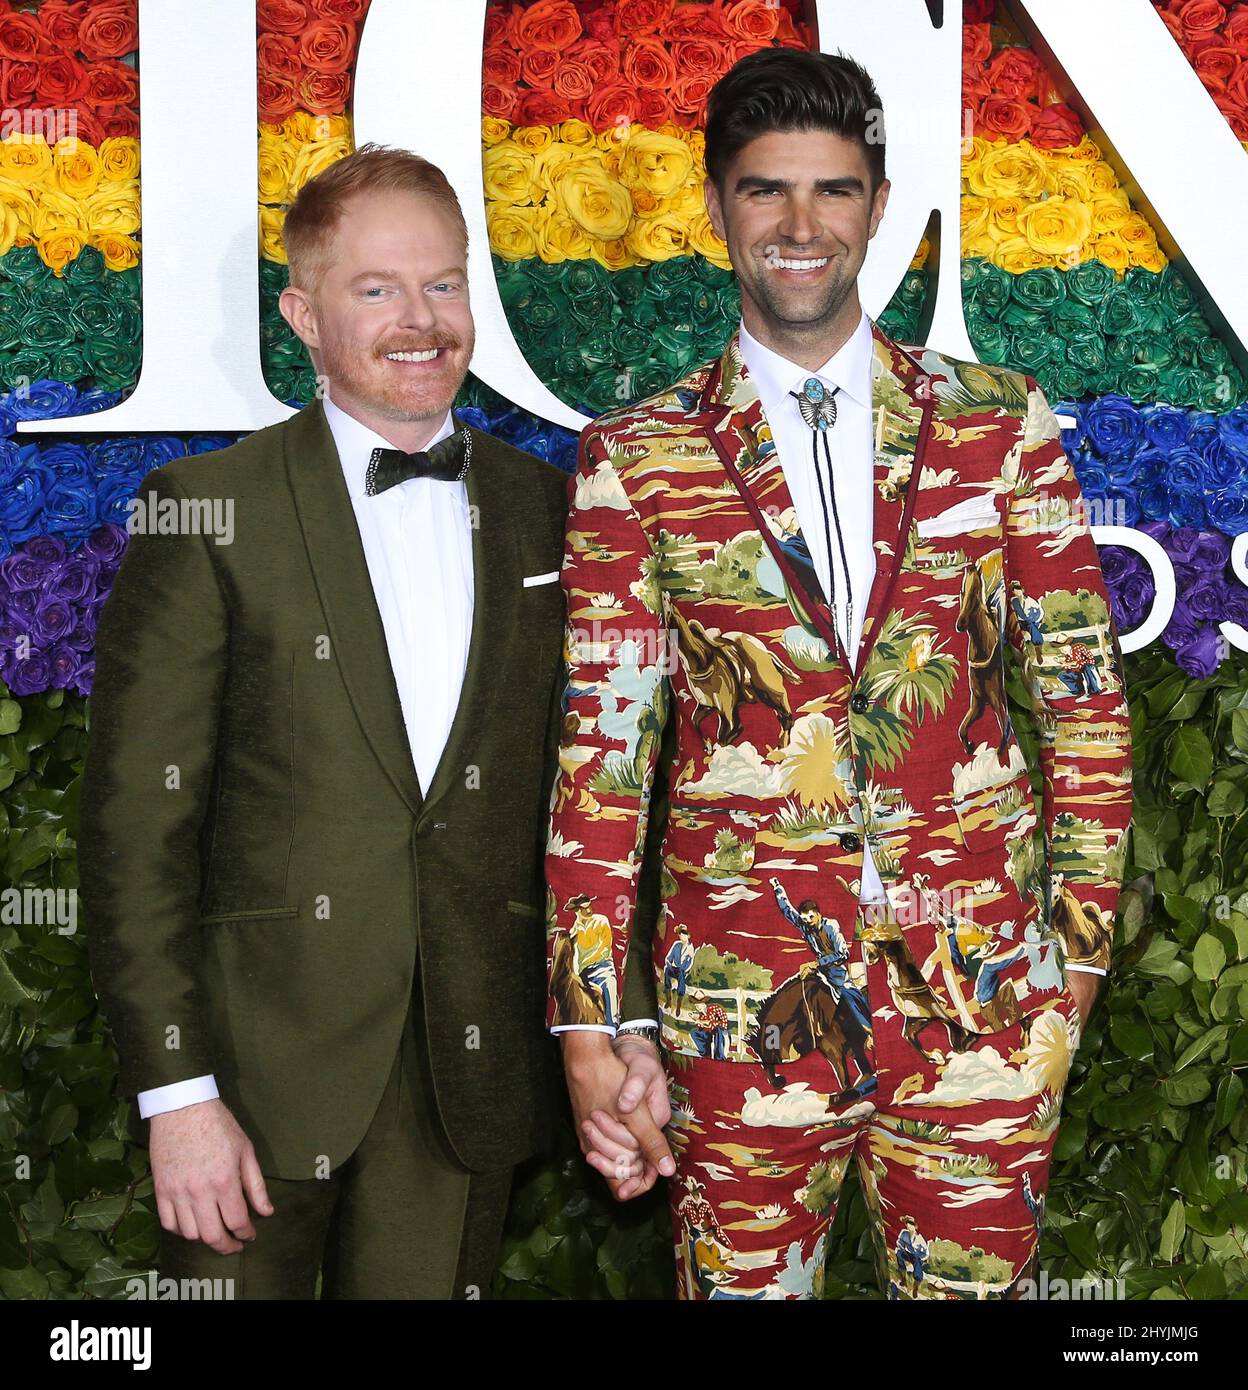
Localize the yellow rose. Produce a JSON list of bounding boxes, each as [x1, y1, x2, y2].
[[1060, 135, 1102, 163], [486, 203, 539, 260], [910, 236, 930, 270], [0, 135, 54, 187], [630, 186, 662, 217], [688, 212, 730, 269], [39, 228, 85, 275], [668, 182, 705, 216], [560, 119, 597, 149], [260, 204, 287, 262], [258, 143, 293, 205], [532, 142, 595, 197], [961, 134, 994, 187], [534, 205, 593, 263], [0, 174, 37, 237], [1089, 188, 1130, 234], [513, 125, 555, 155], [963, 229, 1003, 260], [967, 140, 1051, 199], [290, 136, 351, 195], [98, 136, 140, 184], [619, 130, 694, 198], [596, 123, 630, 154], [687, 130, 706, 165], [483, 140, 538, 205], [481, 116, 511, 147], [52, 138, 100, 200], [989, 195, 1025, 233], [1049, 164, 1091, 201], [1117, 211, 1158, 247], [0, 200, 18, 257], [31, 187, 85, 236], [1084, 161, 1119, 197], [1131, 245, 1168, 272], [286, 112, 349, 143], [961, 194, 991, 241], [992, 235, 1054, 274], [626, 210, 690, 261], [1016, 195, 1091, 258], [1089, 235, 1130, 272], [90, 230, 141, 272], [554, 162, 632, 240], [83, 185, 141, 236], [585, 236, 638, 272]]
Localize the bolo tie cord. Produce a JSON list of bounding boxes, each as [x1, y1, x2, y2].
[[791, 382, 853, 660]]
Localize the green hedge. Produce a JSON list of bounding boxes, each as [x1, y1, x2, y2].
[[1, 649, 1245, 1298]]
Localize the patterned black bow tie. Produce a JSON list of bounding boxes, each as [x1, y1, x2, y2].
[[365, 426, 472, 496]]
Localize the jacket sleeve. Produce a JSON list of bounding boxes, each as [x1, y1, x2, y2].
[[79, 467, 229, 1096], [1002, 377, 1134, 974], [544, 424, 670, 1029]]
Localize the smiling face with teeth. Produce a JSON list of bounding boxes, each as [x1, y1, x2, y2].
[[279, 187, 475, 451], [705, 128, 890, 370]]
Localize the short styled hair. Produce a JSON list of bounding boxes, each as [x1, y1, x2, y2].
[[282, 142, 468, 298], [704, 49, 885, 193]]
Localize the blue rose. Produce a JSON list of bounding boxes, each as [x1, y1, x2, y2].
[[0, 442, 51, 543], [1082, 394, 1143, 459], [40, 443, 92, 479], [1141, 403, 1191, 452], [96, 473, 144, 528], [7, 380, 80, 421], [143, 437, 187, 471], [1167, 488, 1207, 529], [1216, 403, 1248, 461], [44, 478, 99, 540], [90, 437, 147, 476], [1207, 489, 1248, 535], [187, 435, 242, 455]]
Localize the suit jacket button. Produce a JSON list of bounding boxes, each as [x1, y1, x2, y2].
[[840, 832, 862, 852], [849, 692, 868, 714]]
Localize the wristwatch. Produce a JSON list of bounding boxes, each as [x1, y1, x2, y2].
[[614, 1024, 661, 1049]]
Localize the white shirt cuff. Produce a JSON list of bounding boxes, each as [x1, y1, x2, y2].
[[615, 1018, 660, 1033], [1065, 964, 1107, 976], [550, 1024, 616, 1036], [136, 1074, 220, 1118]]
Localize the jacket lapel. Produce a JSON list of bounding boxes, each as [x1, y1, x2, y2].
[[285, 397, 423, 815]]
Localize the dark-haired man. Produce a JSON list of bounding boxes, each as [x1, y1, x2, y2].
[[546, 50, 1131, 1300]]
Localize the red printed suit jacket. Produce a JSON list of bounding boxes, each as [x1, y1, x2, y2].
[[544, 322, 1132, 1062]]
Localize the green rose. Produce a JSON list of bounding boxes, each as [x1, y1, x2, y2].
[[1064, 258, 1115, 307], [1008, 331, 1058, 371], [1065, 329, 1106, 374], [1158, 265, 1196, 317], [966, 317, 1011, 364], [1011, 266, 1065, 311], [1097, 284, 1139, 336]]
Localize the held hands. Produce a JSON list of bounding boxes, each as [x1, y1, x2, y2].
[[560, 1032, 674, 1201], [148, 1098, 273, 1253]]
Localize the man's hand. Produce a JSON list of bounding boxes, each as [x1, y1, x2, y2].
[[148, 1098, 273, 1254], [1066, 971, 1101, 1032], [560, 1033, 674, 1201]]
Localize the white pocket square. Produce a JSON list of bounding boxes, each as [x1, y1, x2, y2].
[[915, 493, 1000, 540], [523, 570, 560, 587]]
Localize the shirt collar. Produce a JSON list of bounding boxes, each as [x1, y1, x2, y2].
[[737, 308, 873, 418], [322, 390, 457, 501]]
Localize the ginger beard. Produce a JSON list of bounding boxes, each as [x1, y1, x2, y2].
[[315, 316, 475, 425]]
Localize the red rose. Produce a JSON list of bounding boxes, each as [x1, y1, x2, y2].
[[1228, 60, 1248, 106], [38, 1, 91, 51], [483, 7, 511, 45], [1029, 102, 1084, 149], [964, 0, 998, 19], [553, 60, 595, 105], [1155, 7, 1189, 46], [78, 1, 139, 60], [259, 72, 299, 123], [616, 0, 675, 34], [661, 3, 722, 38], [482, 44, 522, 86], [482, 80, 521, 121], [300, 19, 356, 74], [963, 22, 993, 68], [66, 105, 107, 146], [671, 71, 717, 121], [1194, 43, 1240, 88], [1225, 8, 1248, 52], [624, 36, 678, 89], [85, 58, 140, 108], [722, 0, 780, 43], [299, 69, 352, 114], [0, 12, 52, 60], [567, 39, 621, 83], [670, 37, 724, 77], [514, 1, 582, 53], [518, 87, 579, 124], [97, 105, 139, 140], [1183, 31, 1223, 57], [36, 53, 89, 104], [636, 86, 674, 127], [1212, 91, 1248, 139], [581, 10, 617, 42], [962, 71, 992, 111], [308, 0, 370, 19], [986, 45, 1045, 100], [520, 48, 560, 90], [979, 94, 1032, 140], [258, 0, 310, 36], [0, 59, 39, 107], [586, 78, 642, 130], [259, 33, 301, 80], [1178, 0, 1227, 35]]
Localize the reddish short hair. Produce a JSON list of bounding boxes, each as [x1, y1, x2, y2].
[[282, 141, 468, 298]]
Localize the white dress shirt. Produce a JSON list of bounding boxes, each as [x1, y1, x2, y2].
[[738, 311, 886, 904], [136, 392, 472, 1119]]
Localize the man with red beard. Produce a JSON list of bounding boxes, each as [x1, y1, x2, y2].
[[80, 146, 571, 1297]]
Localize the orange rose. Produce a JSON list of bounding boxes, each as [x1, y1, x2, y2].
[[670, 37, 725, 77], [36, 3, 89, 52], [300, 19, 356, 74], [85, 59, 140, 108], [963, 22, 993, 68], [483, 82, 521, 121], [78, 1, 139, 60], [662, 4, 722, 38], [567, 39, 621, 82], [309, 0, 370, 18], [617, 0, 676, 33], [98, 106, 139, 139], [258, 0, 310, 36], [259, 33, 301, 81], [36, 55, 88, 106], [1194, 44, 1239, 89], [259, 72, 299, 124], [986, 47, 1045, 101], [1, 59, 39, 107], [624, 37, 678, 89], [553, 61, 595, 106], [672, 72, 717, 122], [0, 12, 52, 61], [980, 95, 1032, 141], [519, 89, 578, 125], [722, 0, 781, 43], [1177, 0, 1228, 37], [521, 49, 560, 90], [514, 1, 583, 53], [299, 70, 352, 115], [483, 45, 522, 87]]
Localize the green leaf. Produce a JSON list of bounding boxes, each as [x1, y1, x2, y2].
[[1159, 1197, 1186, 1262], [1193, 933, 1227, 983], [1168, 727, 1213, 788], [0, 700, 20, 736]]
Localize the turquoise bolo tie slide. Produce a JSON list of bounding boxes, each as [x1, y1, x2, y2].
[[797, 376, 840, 431]]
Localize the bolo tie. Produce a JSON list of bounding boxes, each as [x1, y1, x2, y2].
[[790, 377, 853, 658]]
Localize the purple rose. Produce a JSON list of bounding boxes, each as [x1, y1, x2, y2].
[[1225, 581, 1248, 627], [0, 550, 53, 593], [3, 645, 52, 696], [1118, 569, 1156, 629], [1163, 599, 1199, 649], [48, 642, 80, 690], [44, 551, 101, 605], [83, 523, 129, 566], [1098, 544, 1136, 586], [1175, 623, 1223, 681], [30, 597, 74, 646], [71, 655, 95, 696], [1187, 572, 1228, 622]]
